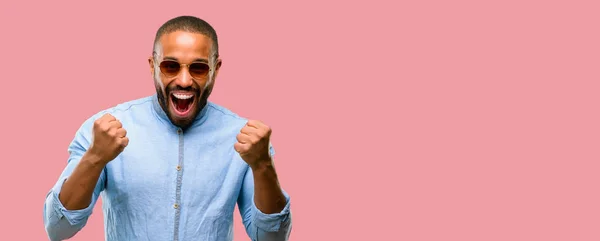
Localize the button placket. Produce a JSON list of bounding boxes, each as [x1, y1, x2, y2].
[[172, 127, 184, 241]]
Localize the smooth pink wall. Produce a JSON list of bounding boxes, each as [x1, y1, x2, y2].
[[1, 0, 599, 240]]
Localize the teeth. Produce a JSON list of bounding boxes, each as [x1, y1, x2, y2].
[[173, 94, 193, 100]]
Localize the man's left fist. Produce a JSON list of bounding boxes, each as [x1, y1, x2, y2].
[[234, 120, 273, 168]]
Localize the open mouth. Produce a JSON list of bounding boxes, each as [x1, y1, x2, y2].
[[170, 92, 196, 116]]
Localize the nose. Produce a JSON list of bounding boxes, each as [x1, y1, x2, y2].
[[174, 65, 193, 88]]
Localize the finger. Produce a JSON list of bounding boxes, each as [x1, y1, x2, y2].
[[119, 137, 129, 148], [245, 120, 263, 129], [101, 113, 116, 122], [94, 115, 113, 130], [99, 122, 112, 132], [116, 128, 127, 138], [234, 142, 242, 152], [236, 133, 252, 144], [246, 120, 271, 136], [108, 128, 118, 137], [234, 142, 249, 153], [241, 129, 263, 140], [240, 126, 255, 135], [109, 120, 123, 129]]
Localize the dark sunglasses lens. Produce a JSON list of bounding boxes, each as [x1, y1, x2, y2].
[[189, 63, 210, 78], [159, 61, 180, 76]]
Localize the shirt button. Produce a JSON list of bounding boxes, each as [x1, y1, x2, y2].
[[176, 165, 181, 171], [173, 204, 179, 209], [177, 129, 182, 134]]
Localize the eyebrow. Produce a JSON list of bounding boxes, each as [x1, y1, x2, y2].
[[163, 56, 208, 63]]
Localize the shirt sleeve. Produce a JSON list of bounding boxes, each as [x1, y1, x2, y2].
[[237, 143, 293, 241], [43, 117, 107, 241]]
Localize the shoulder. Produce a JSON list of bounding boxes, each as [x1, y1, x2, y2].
[[89, 96, 153, 121], [195, 102, 249, 139], [99, 96, 154, 118], [74, 96, 154, 136], [205, 101, 248, 125], [203, 102, 276, 156], [67, 96, 153, 152]]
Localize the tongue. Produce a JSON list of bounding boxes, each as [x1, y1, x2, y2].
[[175, 98, 192, 111]]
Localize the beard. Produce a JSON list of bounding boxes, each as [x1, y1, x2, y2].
[[155, 81, 214, 130]]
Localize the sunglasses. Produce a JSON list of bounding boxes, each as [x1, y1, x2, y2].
[[158, 60, 211, 80]]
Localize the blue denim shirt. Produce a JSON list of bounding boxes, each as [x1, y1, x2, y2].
[[43, 94, 292, 241]]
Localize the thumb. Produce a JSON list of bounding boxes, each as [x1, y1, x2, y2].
[[234, 142, 244, 153], [234, 142, 250, 154]]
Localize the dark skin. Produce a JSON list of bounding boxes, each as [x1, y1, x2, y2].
[[58, 155, 104, 210], [59, 31, 286, 214], [150, 31, 216, 130], [59, 113, 128, 210], [235, 120, 288, 213], [57, 153, 105, 210]]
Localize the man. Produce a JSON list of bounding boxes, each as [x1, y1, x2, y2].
[[43, 16, 292, 241]]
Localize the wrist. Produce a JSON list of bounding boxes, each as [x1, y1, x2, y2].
[[250, 157, 275, 172], [82, 151, 108, 167]]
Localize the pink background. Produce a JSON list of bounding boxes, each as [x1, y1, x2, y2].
[[1, 0, 599, 240]]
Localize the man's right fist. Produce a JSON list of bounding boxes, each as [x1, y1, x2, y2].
[[87, 113, 129, 164]]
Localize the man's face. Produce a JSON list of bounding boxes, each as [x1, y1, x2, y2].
[[149, 31, 221, 129]]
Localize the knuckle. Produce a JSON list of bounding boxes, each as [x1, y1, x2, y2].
[[100, 124, 110, 132], [93, 119, 103, 128]]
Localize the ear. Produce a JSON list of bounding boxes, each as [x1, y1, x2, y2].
[[148, 56, 155, 77], [213, 59, 223, 79]]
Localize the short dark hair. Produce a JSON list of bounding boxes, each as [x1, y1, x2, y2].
[[153, 16, 219, 60]]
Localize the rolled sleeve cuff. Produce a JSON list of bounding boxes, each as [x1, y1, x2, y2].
[[252, 189, 292, 232], [50, 177, 95, 226]]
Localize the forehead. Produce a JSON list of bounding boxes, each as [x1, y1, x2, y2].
[[158, 31, 212, 62]]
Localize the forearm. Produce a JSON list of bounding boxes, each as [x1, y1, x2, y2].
[[239, 158, 292, 241], [251, 158, 287, 214], [59, 152, 106, 210]]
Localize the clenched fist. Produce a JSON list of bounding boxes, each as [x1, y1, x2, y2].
[[234, 120, 272, 168], [87, 113, 129, 164]]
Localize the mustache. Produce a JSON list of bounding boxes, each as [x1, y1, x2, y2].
[[166, 86, 201, 94]]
